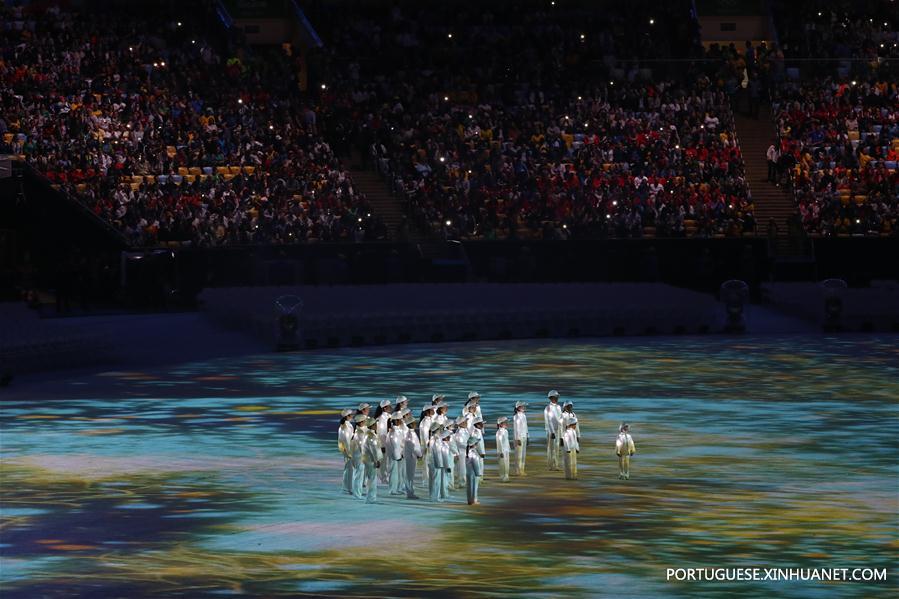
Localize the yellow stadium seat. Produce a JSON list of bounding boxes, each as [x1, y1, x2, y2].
[[189, 167, 202, 176], [166, 146, 176, 158], [223, 173, 235, 181], [847, 131, 859, 141], [185, 175, 196, 184], [216, 166, 230, 175], [178, 167, 189, 176], [132, 175, 143, 184], [243, 166, 255, 175], [130, 182, 141, 191]]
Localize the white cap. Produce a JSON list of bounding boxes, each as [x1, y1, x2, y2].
[[547, 390, 560, 398], [434, 401, 448, 410], [455, 415, 468, 426], [421, 405, 435, 414], [567, 417, 578, 425], [496, 416, 508, 425], [340, 408, 354, 418], [431, 393, 445, 402], [472, 417, 484, 426], [563, 401, 573, 408], [354, 414, 367, 423], [357, 402, 371, 410], [430, 422, 443, 433], [467, 391, 481, 400], [619, 422, 629, 432], [515, 400, 528, 409], [379, 399, 392, 408], [395, 395, 408, 404]]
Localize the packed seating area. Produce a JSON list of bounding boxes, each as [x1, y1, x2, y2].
[[0, 3, 387, 246], [768, 0, 898, 236], [312, 0, 756, 239]]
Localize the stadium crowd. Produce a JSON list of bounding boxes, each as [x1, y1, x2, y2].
[[768, 0, 898, 236], [314, 0, 757, 239], [0, 3, 387, 246]]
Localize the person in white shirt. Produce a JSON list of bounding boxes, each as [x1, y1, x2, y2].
[[437, 429, 453, 501], [561, 401, 580, 441], [615, 422, 636, 480], [350, 414, 368, 500], [544, 390, 563, 471], [447, 422, 463, 489], [453, 416, 470, 488], [362, 418, 382, 503], [419, 405, 435, 488], [434, 401, 450, 427], [428, 422, 445, 501], [563, 419, 580, 480], [470, 417, 486, 477], [463, 391, 483, 420], [337, 409, 355, 495], [495, 417, 511, 482], [394, 407, 410, 491], [466, 436, 483, 505], [403, 416, 423, 499], [375, 399, 393, 483], [386, 416, 405, 495], [512, 401, 529, 476]]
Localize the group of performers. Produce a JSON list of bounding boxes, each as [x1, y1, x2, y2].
[[336, 390, 636, 505]]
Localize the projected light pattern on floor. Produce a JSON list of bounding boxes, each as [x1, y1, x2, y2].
[[1, 336, 897, 597]]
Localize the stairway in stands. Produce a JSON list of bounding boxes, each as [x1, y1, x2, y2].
[[350, 168, 422, 241], [734, 106, 796, 255]]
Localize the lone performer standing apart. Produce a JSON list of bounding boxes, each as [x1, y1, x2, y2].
[[615, 422, 636, 480]]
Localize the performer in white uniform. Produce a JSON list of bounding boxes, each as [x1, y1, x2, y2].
[[462, 391, 483, 420], [453, 416, 470, 488], [394, 407, 410, 491], [403, 415, 423, 499], [615, 422, 636, 480], [562, 418, 580, 480], [419, 405, 435, 488], [362, 417, 382, 503], [428, 422, 444, 501], [350, 414, 367, 499], [512, 400, 529, 476], [466, 436, 483, 505], [386, 416, 405, 495], [495, 416, 511, 482], [375, 399, 393, 483], [543, 390, 563, 471], [338, 408, 355, 494], [561, 401, 580, 441]]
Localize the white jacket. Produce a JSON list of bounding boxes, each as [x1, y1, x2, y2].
[[616, 432, 635, 456], [351, 427, 367, 463], [561, 411, 580, 438], [419, 416, 433, 447], [544, 403, 562, 437], [404, 428, 423, 461], [513, 411, 528, 441], [363, 432, 382, 465], [496, 427, 510, 457], [377, 412, 390, 448], [338, 422, 354, 458], [563, 428, 579, 453], [386, 428, 404, 461]]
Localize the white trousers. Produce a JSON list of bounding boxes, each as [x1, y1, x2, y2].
[[564, 450, 578, 480], [546, 433, 560, 470], [498, 451, 510, 482], [618, 454, 631, 478], [514, 438, 527, 475]]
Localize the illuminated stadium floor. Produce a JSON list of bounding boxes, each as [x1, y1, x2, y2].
[[1, 336, 897, 598]]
